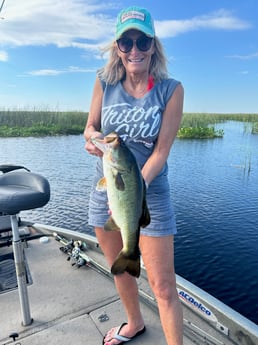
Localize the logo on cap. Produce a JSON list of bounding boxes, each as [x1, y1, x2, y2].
[[121, 11, 145, 23]]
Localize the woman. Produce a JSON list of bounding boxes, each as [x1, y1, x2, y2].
[[84, 6, 184, 345]]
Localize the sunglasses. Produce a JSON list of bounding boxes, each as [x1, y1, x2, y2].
[[116, 36, 153, 53]]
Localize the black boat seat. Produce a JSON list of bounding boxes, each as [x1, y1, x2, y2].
[[0, 169, 50, 326], [0, 170, 50, 215]]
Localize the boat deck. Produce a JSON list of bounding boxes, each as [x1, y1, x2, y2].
[[0, 236, 174, 345], [0, 230, 257, 345]]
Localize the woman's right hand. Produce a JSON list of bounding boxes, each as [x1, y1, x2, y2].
[[85, 131, 104, 157]]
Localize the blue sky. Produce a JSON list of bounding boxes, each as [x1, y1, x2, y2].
[[0, 0, 257, 113]]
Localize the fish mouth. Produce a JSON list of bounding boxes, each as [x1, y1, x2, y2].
[[91, 137, 109, 153], [91, 132, 120, 153]]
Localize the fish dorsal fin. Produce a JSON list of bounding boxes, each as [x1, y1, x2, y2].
[[115, 172, 125, 191], [104, 216, 120, 231], [96, 177, 107, 191]]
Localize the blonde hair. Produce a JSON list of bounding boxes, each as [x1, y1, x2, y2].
[[98, 36, 169, 85]]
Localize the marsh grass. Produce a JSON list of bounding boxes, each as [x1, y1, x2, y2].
[[179, 113, 258, 139], [0, 109, 257, 138], [251, 122, 258, 134], [0, 109, 88, 137], [177, 126, 224, 139], [181, 113, 258, 127]]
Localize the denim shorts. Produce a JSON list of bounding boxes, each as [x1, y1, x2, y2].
[[88, 164, 177, 237]]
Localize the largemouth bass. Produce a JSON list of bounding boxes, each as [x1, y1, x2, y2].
[[91, 132, 150, 277]]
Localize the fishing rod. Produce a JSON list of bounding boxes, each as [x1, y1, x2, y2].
[[0, 0, 5, 19], [53, 232, 111, 277]]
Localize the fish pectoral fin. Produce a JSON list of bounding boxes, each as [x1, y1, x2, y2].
[[104, 216, 120, 231], [96, 177, 107, 191], [115, 172, 125, 191], [139, 199, 151, 228], [111, 251, 140, 278]]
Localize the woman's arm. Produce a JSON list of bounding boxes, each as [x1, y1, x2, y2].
[[141, 83, 184, 185], [84, 77, 104, 156]]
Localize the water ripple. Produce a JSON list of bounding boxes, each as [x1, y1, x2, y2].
[[1, 123, 258, 323]]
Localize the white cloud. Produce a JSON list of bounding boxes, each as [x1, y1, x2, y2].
[[0, 50, 8, 61], [0, 0, 116, 49], [155, 9, 251, 38], [29, 69, 63, 76], [28, 66, 96, 76], [226, 52, 258, 60], [0, 2, 252, 50]]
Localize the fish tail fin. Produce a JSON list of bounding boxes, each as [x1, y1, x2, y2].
[[111, 251, 140, 278]]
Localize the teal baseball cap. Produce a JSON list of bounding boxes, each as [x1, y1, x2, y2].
[[115, 6, 155, 40]]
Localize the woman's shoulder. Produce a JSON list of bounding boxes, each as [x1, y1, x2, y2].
[[154, 78, 181, 101], [97, 71, 121, 92]]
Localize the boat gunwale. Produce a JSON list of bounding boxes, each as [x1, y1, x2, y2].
[[32, 222, 258, 344]]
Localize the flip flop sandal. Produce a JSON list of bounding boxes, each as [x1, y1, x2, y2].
[[102, 322, 146, 345]]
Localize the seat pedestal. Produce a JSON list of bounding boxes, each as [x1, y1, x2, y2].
[[11, 215, 33, 326]]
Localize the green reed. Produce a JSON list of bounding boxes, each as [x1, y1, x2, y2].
[[0, 109, 88, 137], [0, 109, 257, 138], [177, 126, 224, 139], [251, 122, 258, 134], [181, 113, 258, 127], [179, 113, 258, 139]]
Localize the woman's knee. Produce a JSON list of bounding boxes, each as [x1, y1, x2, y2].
[[149, 275, 177, 302]]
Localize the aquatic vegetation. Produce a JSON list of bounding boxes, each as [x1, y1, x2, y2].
[[0, 124, 83, 137], [251, 122, 258, 134], [0, 109, 88, 137], [177, 126, 224, 139], [0, 109, 257, 138], [181, 113, 258, 127], [179, 113, 257, 139]]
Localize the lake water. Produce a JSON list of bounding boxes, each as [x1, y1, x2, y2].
[[0, 121, 257, 324]]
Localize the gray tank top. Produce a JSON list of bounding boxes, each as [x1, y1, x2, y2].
[[98, 77, 180, 179]]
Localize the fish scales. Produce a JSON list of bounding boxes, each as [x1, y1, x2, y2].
[[91, 132, 150, 277]]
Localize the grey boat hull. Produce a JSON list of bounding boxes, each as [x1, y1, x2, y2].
[[0, 222, 257, 345]]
